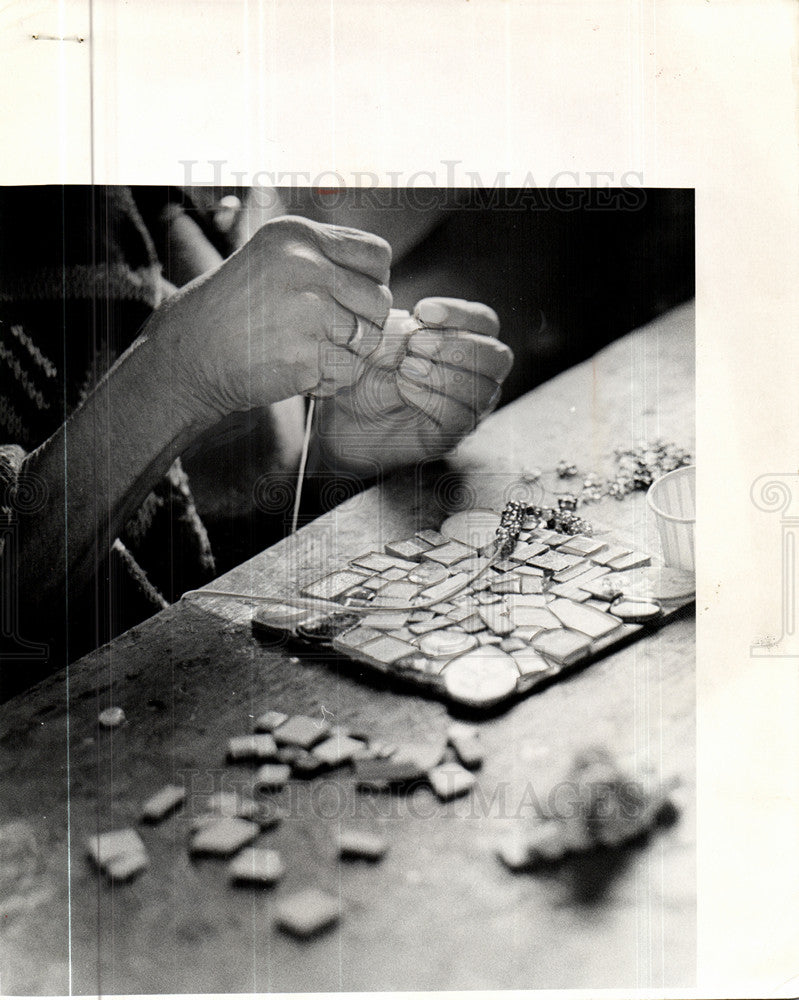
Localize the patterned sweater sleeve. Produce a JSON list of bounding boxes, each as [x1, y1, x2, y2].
[[0, 187, 216, 694]]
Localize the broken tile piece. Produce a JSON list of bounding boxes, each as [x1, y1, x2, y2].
[[422, 540, 475, 567], [254, 710, 289, 733], [511, 648, 553, 677], [489, 575, 521, 594], [141, 784, 185, 822], [359, 634, 419, 668], [190, 817, 260, 857], [511, 626, 544, 643], [419, 629, 477, 659], [476, 605, 515, 635], [98, 706, 126, 729], [415, 528, 447, 547], [496, 835, 533, 871], [515, 564, 546, 578], [507, 606, 561, 630], [407, 562, 449, 587], [500, 637, 528, 653], [419, 573, 471, 604], [380, 566, 410, 582], [350, 551, 398, 573], [105, 850, 149, 881], [442, 648, 519, 707], [447, 727, 484, 769], [408, 616, 451, 635], [520, 575, 545, 595], [360, 610, 411, 630], [548, 598, 623, 639], [591, 543, 633, 566], [273, 715, 330, 749], [532, 628, 592, 665], [385, 537, 430, 561], [610, 599, 661, 622], [275, 888, 341, 938], [87, 828, 147, 874], [428, 761, 476, 800], [509, 540, 548, 562], [230, 847, 285, 885], [228, 734, 279, 762], [605, 550, 652, 572], [556, 535, 608, 557], [527, 550, 584, 574], [476, 631, 503, 645], [552, 559, 591, 583], [311, 734, 366, 767], [337, 829, 388, 861], [355, 756, 425, 790], [375, 580, 419, 602], [334, 625, 383, 654], [504, 594, 548, 610], [301, 569, 367, 601], [254, 763, 292, 791]]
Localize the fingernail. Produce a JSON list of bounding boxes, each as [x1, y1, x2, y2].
[[407, 330, 440, 360], [399, 356, 432, 380], [415, 300, 449, 326]]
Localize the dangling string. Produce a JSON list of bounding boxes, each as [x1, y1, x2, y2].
[[291, 395, 316, 534]]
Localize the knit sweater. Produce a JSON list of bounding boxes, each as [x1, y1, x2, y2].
[[0, 187, 221, 696]]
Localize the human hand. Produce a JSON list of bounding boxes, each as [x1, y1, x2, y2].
[[315, 297, 513, 474], [162, 216, 392, 422]]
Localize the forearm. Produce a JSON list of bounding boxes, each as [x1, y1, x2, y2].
[[18, 309, 217, 610]]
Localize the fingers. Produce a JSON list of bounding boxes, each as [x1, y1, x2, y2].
[[309, 220, 392, 284], [413, 297, 500, 338], [407, 330, 514, 383], [397, 357, 501, 415], [395, 376, 478, 436], [319, 295, 385, 358], [326, 265, 392, 334]]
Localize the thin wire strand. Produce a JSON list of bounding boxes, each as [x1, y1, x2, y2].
[[291, 396, 316, 534]]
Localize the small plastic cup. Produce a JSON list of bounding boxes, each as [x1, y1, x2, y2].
[[646, 465, 696, 572]]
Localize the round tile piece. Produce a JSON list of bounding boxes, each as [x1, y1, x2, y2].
[[611, 599, 662, 622], [419, 629, 478, 659], [408, 562, 449, 587], [440, 509, 501, 550], [443, 648, 519, 707]]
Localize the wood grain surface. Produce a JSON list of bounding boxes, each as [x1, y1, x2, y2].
[[0, 302, 695, 994]]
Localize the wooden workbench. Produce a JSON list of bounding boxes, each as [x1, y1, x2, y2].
[[0, 302, 695, 994]]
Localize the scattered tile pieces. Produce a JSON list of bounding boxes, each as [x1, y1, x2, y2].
[[275, 888, 341, 938], [141, 784, 185, 822], [428, 761, 476, 800], [254, 763, 292, 791], [230, 847, 284, 886], [337, 829, 388, 861], [311, 734, 366, 767], [273, 716, 330, 749], [98, 706, 126, 729], [254, 710, 289, 733], [227, 734, 279, 761], [190, 817, 260, 857], [87, 828, 148, 881], [355, 756, 425, 790], [446, 725, 484, 769]]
